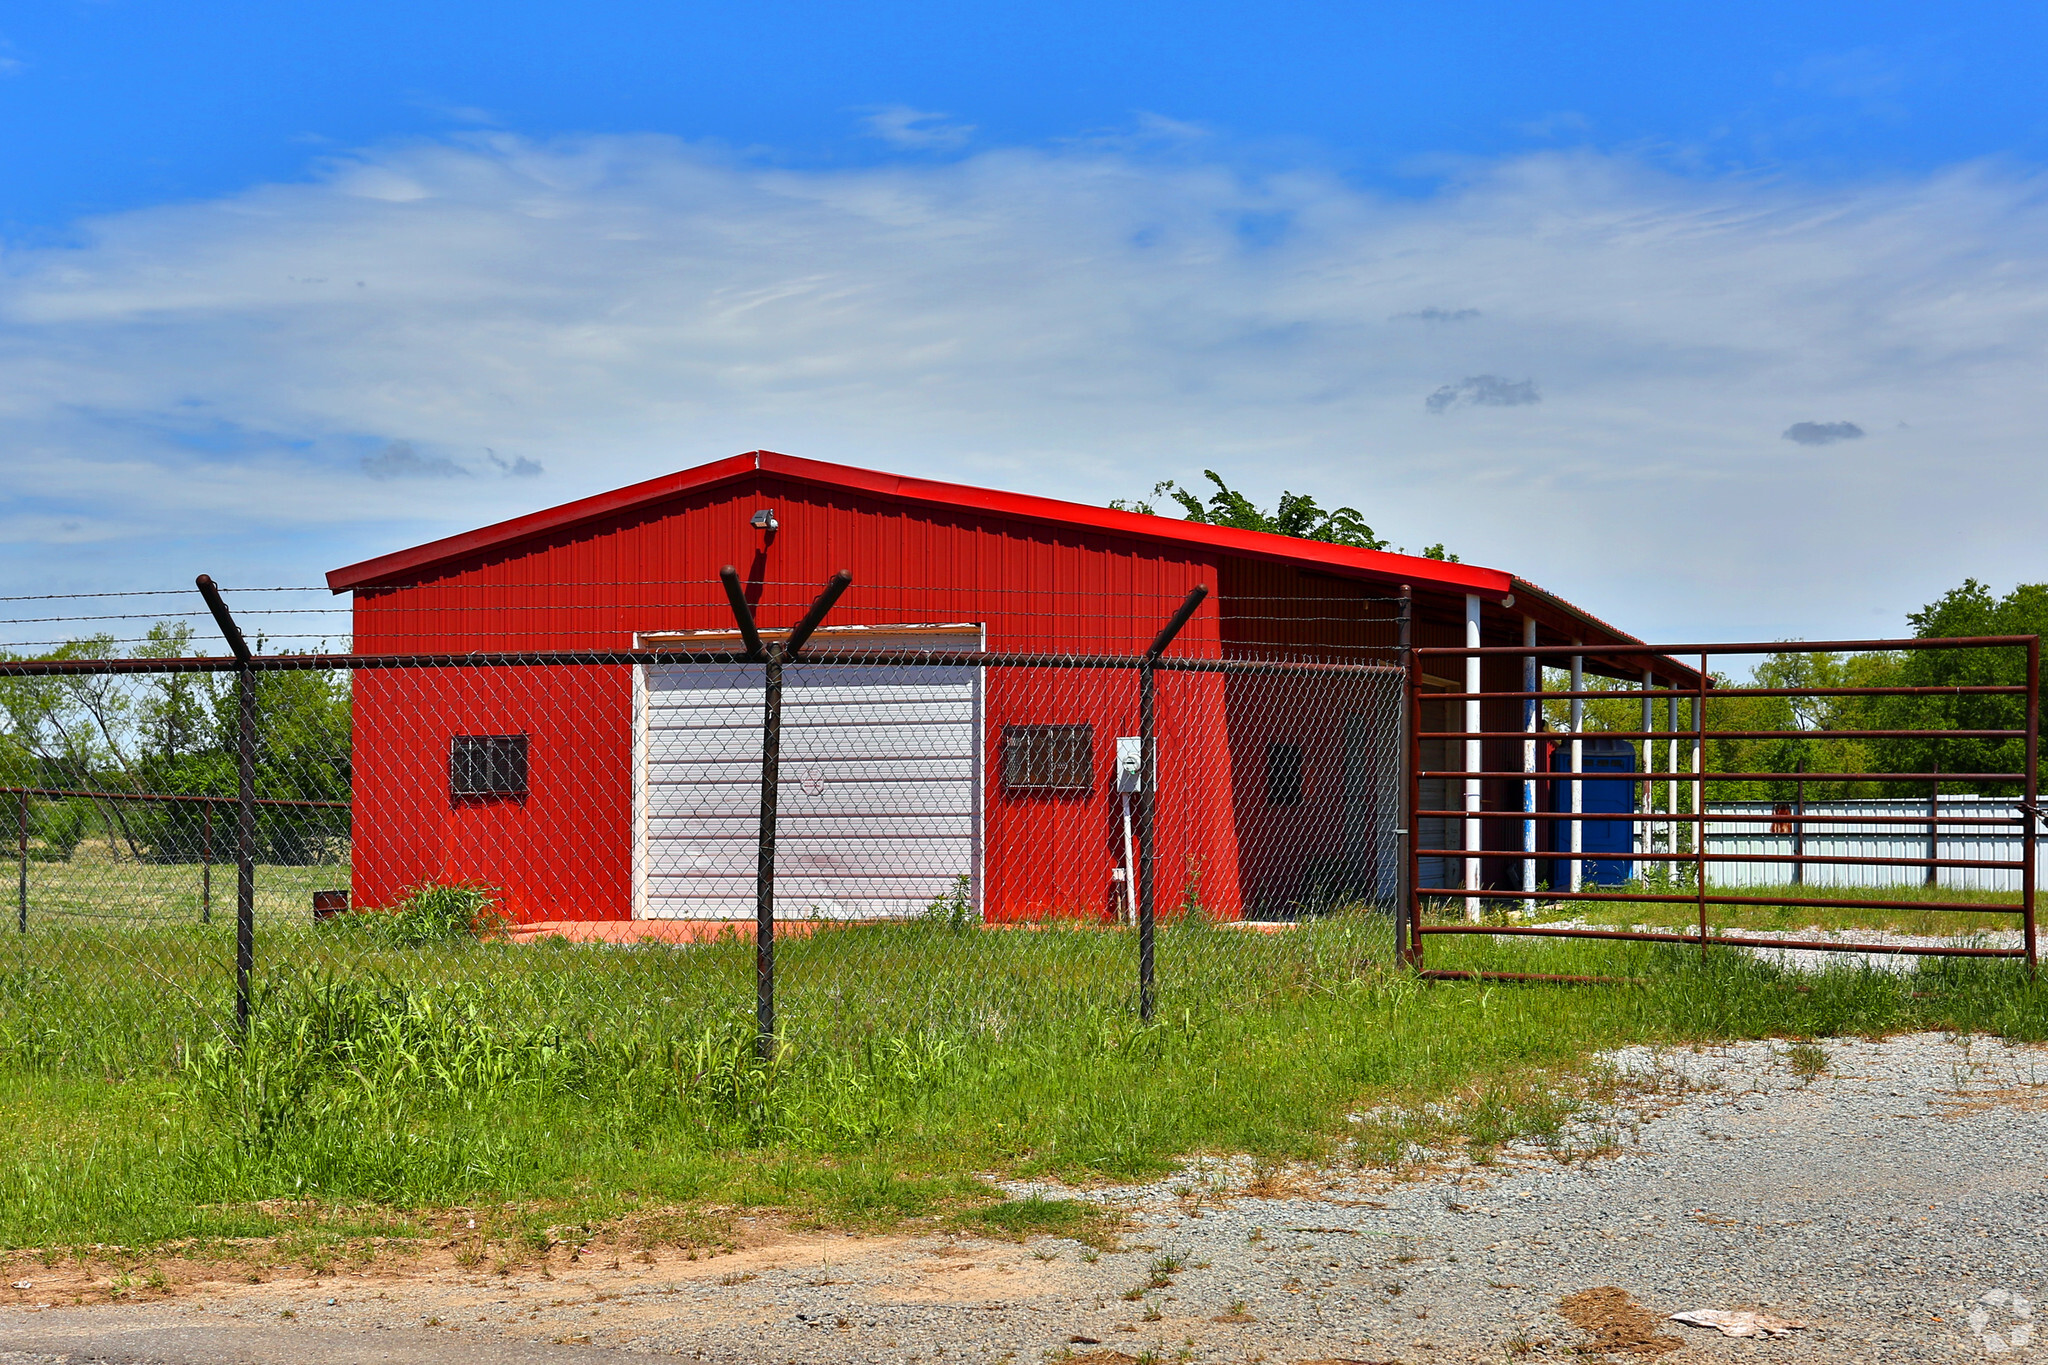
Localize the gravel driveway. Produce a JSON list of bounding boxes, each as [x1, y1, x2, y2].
[[4, 1031, 2044, 1364]]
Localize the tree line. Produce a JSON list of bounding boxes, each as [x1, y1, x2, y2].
[[0, 624, 349, 864], [1561, 579, 2048, 801]]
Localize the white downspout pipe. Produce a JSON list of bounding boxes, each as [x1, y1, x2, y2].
[[1668, 694, 1680, 874], [1569, 647, 1584, 896], [1464, 594, 1484, 923], [1522, 615, 1538, 916], [1693, 692, 1705, 893], [1640, 669, 1653, 884]]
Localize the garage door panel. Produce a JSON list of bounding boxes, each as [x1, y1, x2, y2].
[[647, 781, 975, 816], [784, 698, 976, 726], [650, 814, 978, 840], [650, 838, 975, 869], [652, 758, 974, 785], [639, 652, 981, 920], [648, 706, 974, 737], [782, 666, 977, 690], [647, 873, 971, 899]]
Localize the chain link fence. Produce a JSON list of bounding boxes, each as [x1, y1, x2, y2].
[[0, 581, 1406, 1069]]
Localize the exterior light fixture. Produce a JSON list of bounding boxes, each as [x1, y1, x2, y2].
[[750, 508, 779, 531]]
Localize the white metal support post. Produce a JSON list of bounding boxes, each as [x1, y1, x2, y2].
[[1569, 647, 1584, 895], [1464, 595, 1483, 922], [1640, 670, 1654, 879], [1667, 694, 1680, 870], [1692, 691, 1705, 892], [1522, 615, 1538, 914]]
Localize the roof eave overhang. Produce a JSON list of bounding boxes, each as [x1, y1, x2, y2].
[[325, 449, 1515, 599]]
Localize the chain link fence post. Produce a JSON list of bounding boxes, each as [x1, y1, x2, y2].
[[197, 574, 258, 1037], [723, 565, 850, 1060], [14, 788, 25, 935], [1395, 583, 1412, 966], [1138, 585, 1209, 1023]]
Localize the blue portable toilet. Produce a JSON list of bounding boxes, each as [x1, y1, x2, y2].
[[1547, 736, 1636, 887]]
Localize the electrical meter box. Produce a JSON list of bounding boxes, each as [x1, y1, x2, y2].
[[1115, 736, 1144, 792]]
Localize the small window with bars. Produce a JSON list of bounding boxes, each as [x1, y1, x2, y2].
[[1002, 724, 1094, 792], [1266, 741, 1305, 806], [450, 734, 529, 799]]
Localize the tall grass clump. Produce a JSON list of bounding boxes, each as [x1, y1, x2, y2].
[[330, 881, 508, 947]]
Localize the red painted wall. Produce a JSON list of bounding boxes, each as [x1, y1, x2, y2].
[[349, 470, 1276, 923]]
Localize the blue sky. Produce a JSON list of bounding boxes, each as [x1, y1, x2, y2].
[[8, 1, 2047, 226], [4, 2, 2048, 642]]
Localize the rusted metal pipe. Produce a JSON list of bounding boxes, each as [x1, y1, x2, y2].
[[0, 784, 343, 809], [1420, 769, 2023, 783], [1434, 685, 2028, 701], [1413, 807, 2029, 826], [1419, 728, 2025, 741], [1411, 847, 2022, 871], [1414, 886, 2027, 913], [2027, 636, 2040, 974], [1415, 922, 2026, 957], [1417, 634, 2040, 657]]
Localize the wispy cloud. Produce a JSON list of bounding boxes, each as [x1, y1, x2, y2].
[[486, 449, 544, 477], [3, 136, 2048, 636], [858, 106, 974, 149], [1513, 111, 1593, 139], [1783, 420, 1865, 446], [1426, 375, 1540, 412], [1791, 48, 1907, 101], [361, 441, 469, 480]]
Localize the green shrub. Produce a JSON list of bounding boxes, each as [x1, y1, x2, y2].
[[335, 882, 507, 947], [917, 875, 976, 932], [33, 800, 88, 862]]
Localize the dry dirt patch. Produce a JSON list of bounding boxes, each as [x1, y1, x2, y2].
[[1558, 1286, 1684, 1355]]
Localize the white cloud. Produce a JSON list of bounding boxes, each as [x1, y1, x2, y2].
[[859, 106, 975, 149], [3, 133, 2048, 638]]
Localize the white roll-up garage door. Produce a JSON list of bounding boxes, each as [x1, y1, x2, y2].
[[633, 626, 983, 920]]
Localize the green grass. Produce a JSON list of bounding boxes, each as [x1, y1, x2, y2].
[[5, 845, 344, 927], [949, 1194, 1121, 1246], [0, 870, 2044, 1255]]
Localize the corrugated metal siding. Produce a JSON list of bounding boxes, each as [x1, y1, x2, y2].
[[348, 475, 1431, 924], [353, 475, 1229, 656], [1704, 797, 2040, 891], [1216, 558, 1402, 660], [351, 664, 633, 920]]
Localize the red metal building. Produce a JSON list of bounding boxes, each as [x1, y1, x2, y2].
[[328, 451, 1678, 935]]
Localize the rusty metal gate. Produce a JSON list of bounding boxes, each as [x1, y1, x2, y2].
[[1402, 634, 2041, 980]]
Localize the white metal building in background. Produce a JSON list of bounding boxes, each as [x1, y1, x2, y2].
[[1705, 797, 2044, 892]]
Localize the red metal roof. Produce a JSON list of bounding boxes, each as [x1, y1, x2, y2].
[[325, 449, 1688, 678], [327, 450, 1515, 596]]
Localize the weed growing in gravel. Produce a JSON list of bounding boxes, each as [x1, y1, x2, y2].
[[1785, 1042, 1830, 1081]]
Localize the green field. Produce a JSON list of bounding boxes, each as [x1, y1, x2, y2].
[[1, 852, 2043, 1255]]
